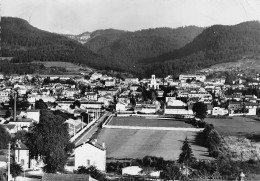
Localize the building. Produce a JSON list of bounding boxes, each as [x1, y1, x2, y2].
[[116, 101, 128, 112], [179, 74, 206, 83], [105, 79, 116, 87], [130, 84, 139, 92], [148, 75, 160, 90], [0, 90, 9, 103], [26, 110, 40, 123], [14, 141, 30, 169], [74, 139, 106, 172], [85, 92, 98, 101], [164, 106, 193, 115], [124, 78, 139, 84], [212, 107, 229, 116]]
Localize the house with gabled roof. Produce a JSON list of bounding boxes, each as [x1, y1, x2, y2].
[[74, 139, 106, 172], [14, 140, 30, 169]]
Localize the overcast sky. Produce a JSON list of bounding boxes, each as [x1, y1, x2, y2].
[[2, 0, 260, 34]]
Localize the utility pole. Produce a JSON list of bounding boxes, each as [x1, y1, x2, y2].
[[13, 91, 17, 121], [7, 143, 11, 181]]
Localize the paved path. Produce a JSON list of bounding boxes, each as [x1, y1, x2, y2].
[[74, 111, 110, 146]]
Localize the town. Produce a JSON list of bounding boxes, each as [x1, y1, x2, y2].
[[0, 69, 260, 180]]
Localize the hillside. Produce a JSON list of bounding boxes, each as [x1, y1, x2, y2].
[[85, 27, 204, 68], [200, 56, 260, 74], [141, 21, 260, 77], [63, 32, 91, 44], [1, 17, 119, 72], [2, 17, 260, 78], [84, 29, 127, 52]]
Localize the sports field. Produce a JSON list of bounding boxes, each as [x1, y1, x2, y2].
[[108, 116, 194, 128], [205, 116, 260, 136], [96, 128, 209, 160]]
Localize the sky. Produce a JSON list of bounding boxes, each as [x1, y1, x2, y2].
[[1, 0, 260, 34]]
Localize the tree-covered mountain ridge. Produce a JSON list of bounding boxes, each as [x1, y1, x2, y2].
[[1, 17, 119, 71], [84, 26, 204, 68], [141, 21, 260, 77], [2, 17, 260, 78]]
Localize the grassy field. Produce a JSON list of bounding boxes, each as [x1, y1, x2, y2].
[[96, 128, 209, 160], [108, 116, 194, 128], [205, 116, 260, 137], [32, 61, 92, 72]]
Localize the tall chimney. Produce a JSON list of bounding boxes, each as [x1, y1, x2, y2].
[[13, 92, 17, 121]]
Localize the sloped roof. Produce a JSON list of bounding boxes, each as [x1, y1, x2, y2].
[[42, 173, 91, 181], [15, 141, 29, 150], [75, 139, 105, 151]]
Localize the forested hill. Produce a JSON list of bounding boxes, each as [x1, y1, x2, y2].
[[3, 17, 260, 78], [141, 21, 260, 77], [1, 17, 119, 71], [84, 29, 127, 52], [85, 26, 204, 69]]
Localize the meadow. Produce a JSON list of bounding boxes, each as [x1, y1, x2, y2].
[[108, 116, 194, 128], [96, 128, 209, 160], [205, 116, 260, 137]]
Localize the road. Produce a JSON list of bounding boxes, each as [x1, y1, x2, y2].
[[74, 111, 111, 146]]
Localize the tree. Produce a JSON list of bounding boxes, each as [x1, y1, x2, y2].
[[8, 94, 30, 111], [0, 125, 11, 149], [10, 162, 23, 180], [161, 163, 182, 180], [130, 96, 136, 108], [186, 79, 191, 83], [178, 137, 196, 165], [26, 110, 74, 173], [76, 166, 105, 180], [14, 130, 28, 144], [5, 110, 11, 118], [73, 100, 81, 108], [81, 112, 89, 124], [35, 99, 48, 110], [256, 108, 260, 116], [192, 102, 207, 120]]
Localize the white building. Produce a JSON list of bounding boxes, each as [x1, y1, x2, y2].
[[0, 90, 9, 103], [179, 74, 206, 82], [90, 72, 103, 80], [124, 78, 139, 84], [26, 110, 40, 123], [14, 141, 30, 169], [165, 106, 193, 115], [105, 79, 116, 87], [74, 139, 106, 172], [148, 75, 160, 90], [85, 92, 98, 101], [116, 102, 128, 112], [212, 107, 229, 116]]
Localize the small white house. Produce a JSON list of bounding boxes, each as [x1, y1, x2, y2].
[[116, 102, 128, 112], [74, 139, 106, 172], [14, 141, 30, 169], [212, 107, 229, 116], [26, 110, 40, 123]]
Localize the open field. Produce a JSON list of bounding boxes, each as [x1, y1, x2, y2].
[[205, 116, 260, 137], [32, 61, 92, 72], [200, 56, 260, 74], [96, 128, 209, 160], [108, 116, 194, 128]]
